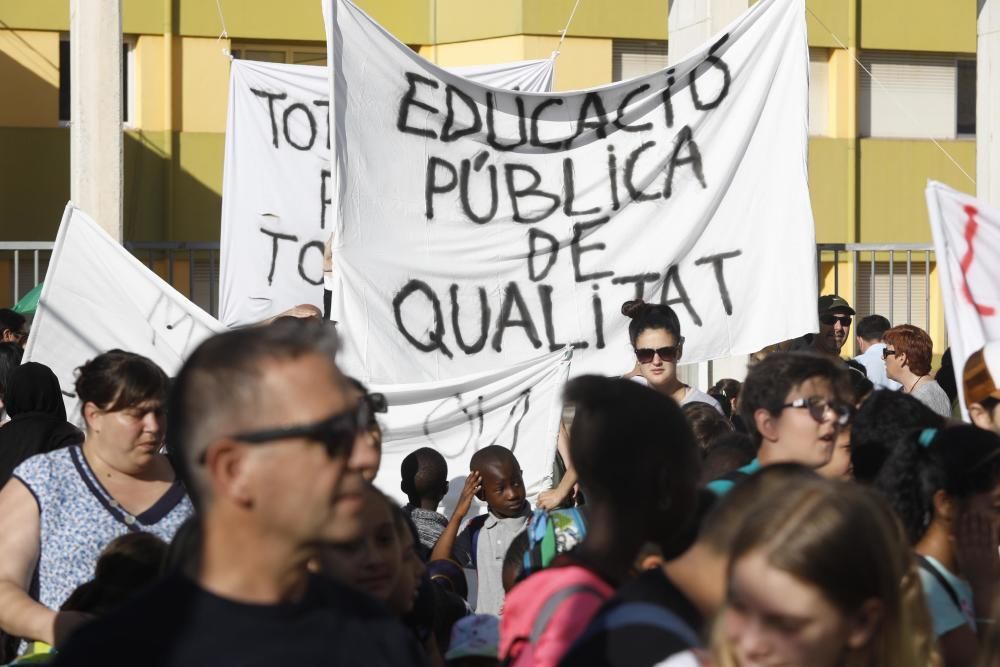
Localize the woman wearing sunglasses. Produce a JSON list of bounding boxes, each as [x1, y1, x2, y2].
[[622, 299, 723, 413], [882, 324, 952, 419]]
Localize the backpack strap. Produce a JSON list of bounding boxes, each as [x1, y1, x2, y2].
[[468, 514, 489, 568], [718, 470, 749, 484], [915, 554, 963, 613], [529, 583, 608, 644], [582, 601, 701, 648]]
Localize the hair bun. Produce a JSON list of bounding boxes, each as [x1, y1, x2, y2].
[[621, 299, 650, 319]]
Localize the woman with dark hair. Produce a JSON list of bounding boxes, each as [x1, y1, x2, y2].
[[874, 425, 1000, 667], [0, 362, 83, 486], [0, 341, 23, 426], [499, 376, 702, 667], [621, 299, 722, 412], [0, 350, 193, 652]]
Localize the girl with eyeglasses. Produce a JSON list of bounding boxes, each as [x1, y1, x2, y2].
[[874, 425, 1000, 667], [621, 299, 723, 413]]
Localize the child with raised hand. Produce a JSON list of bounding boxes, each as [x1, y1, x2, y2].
[[432, 446, 530, 616], [401, 447, 450, 558]]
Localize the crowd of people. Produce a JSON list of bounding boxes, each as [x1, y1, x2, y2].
[[0, 293, 996, 667]]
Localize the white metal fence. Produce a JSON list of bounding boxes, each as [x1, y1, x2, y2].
[[0, 242, 938, 333], [0, 242, 222, 318]]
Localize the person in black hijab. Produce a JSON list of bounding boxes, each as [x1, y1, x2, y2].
[[0, 362, 83, 486]]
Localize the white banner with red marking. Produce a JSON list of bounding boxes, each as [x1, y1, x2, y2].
[[926, 181, 1000, 414], [322, 0, 818, 382]]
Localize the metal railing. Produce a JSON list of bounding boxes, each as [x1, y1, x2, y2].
[[816, 242, 937, 338], [1, 241, 939, 331], [0, 241, 222, 317]]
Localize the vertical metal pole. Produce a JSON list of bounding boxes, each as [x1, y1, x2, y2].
[[834, 249, 840, 293], [925, 251, 931, 331], [188, 249, 195, 300], [906, 250, 912, 323], [13, 250, 19, 302], [209, 249, 217, 316], [888, 251, 894, 323], [33, 250, 39, 286], [167, 249, 174, 284], [870, 250, 875, 311]]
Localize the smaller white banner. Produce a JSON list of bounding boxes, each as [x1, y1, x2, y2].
[[23, 204, 227, 421], [372, 349, 571, 514], [219, 58, 554, 328], [925, 181, 1000, 415]]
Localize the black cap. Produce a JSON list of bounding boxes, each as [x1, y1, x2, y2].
[[818, 295, 855, 315]]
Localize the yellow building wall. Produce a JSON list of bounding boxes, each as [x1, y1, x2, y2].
[[180, 37, 231, 133], [808, 138, 851, 243], [805, 0, 851, 49], [861, 0, 976, 54], [0, 29, 59, 128], [858, 139, 976, 244], [0, 128, 68, 239], [134, 35, 166, 131], [424, 35, 612, 91]]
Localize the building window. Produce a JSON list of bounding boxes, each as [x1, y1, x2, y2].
[[231, 43, 327, 66], [809, 48, 829, 136], [612, 39, 668, 82], [59, 37, 135, 126], [859, 52, 975, 140], [957, 59, 976, 137]]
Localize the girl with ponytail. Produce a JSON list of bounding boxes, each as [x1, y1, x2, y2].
[[621, 299, 721, 412], [874, 425, 1000, 667]]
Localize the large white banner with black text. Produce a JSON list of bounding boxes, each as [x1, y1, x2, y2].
[[219, 58, 554, 327], [322, 0, 817, 382]]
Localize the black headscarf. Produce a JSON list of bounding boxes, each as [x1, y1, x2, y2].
[[0, 362, 83, 486]]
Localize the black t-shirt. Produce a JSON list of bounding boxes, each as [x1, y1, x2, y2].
[[557, 568, 703, 667], [53, 573, 429, 667]]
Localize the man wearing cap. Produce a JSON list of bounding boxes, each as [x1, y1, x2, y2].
[[964, 342, 1000, 434], [812, 295, 856, 358]]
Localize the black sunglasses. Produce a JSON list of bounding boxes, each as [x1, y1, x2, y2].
[[635, 343, 682, 364], [200, 397, 383, 464], [882, 348, 898, 360], [819, 314, 852, 327], [780, 396, 852, 426]]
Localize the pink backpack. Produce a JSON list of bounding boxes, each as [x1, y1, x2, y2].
[[499, 564, 614, 667]]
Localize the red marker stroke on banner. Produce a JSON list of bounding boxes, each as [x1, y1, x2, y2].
[[960, 205, 996, 316]]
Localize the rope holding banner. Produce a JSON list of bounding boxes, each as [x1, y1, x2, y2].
[[806, 7, 975, 188], [215, 0, 232, 59], [551, 0, 583, 60]]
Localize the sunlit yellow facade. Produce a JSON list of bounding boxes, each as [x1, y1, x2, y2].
[[0, 0, 978, 255]]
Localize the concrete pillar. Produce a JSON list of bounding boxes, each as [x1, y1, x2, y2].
[[668, 0, 749, 65], [69, 0, 123, 241], [978, 0, 1000, 205]]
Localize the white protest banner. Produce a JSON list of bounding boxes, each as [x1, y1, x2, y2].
[[322, 0, 817, 383], [219, 58, 554, 327], [926, 181, 1000, 415], [23, 204, 227, 420], [372, 349, 571, 511]]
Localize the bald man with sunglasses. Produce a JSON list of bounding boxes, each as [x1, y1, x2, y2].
[[55, 319, 426, 667]]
